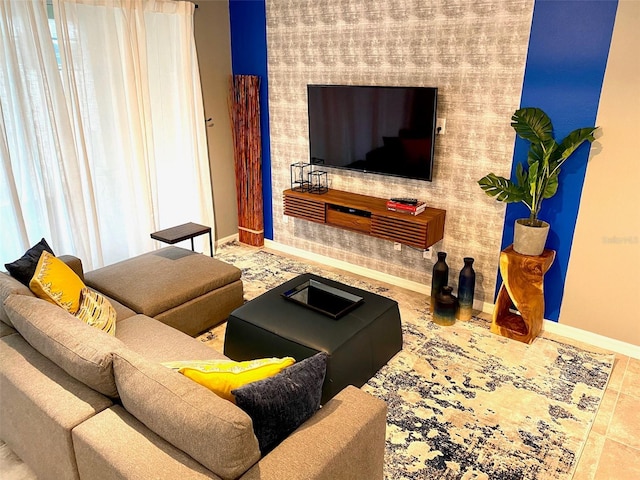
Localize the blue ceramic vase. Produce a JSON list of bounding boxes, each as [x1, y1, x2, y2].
[[456, 257, 475, 321], [433, 286, 458, 326], [430, 252, 448, 313]]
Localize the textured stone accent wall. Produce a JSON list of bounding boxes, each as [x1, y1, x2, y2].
[[266, 0, 534, 303]]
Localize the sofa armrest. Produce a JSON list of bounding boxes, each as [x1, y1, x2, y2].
[[58, 255, 84, 282], [239, 386, 387, 480]]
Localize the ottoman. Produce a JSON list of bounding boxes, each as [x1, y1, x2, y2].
[[85, 247, 243, 336], [224, 273, 403, 403]]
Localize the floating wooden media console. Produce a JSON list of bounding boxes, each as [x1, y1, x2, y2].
[[283, 189, 446, 249]]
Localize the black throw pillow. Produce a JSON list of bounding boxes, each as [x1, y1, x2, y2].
[[232, 352, 328, 455], [4, 238, 55, 286]]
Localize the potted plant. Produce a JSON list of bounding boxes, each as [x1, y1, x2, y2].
[[478, 107, 598, 255]]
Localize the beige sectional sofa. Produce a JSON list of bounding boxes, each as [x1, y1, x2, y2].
[[0, 248, 387, 480]]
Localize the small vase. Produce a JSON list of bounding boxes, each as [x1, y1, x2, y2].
[[433, 286, 458, 326], [456, 257, 475, 321], [430, 252, 448, 312]]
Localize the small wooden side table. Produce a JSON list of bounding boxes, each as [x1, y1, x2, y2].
[[491, 245, 555, 344], [150, 222, 213, 257]]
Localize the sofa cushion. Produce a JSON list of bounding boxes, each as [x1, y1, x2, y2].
[[115, 314, 227, 362], [84, 247, 241, 317], [75, 287, 116, 336], [3, 294, 124, 397], [4, 238, 54, 286], [0, 272, 34, 328], [112, 348, 261, 480], [1, 334, 114, 480], [162, 357, 295, 402], [29, 251, 85, 314], [232, 352, 328, 454], [73, 406, 218, 480], [93, 290, 137, 322]]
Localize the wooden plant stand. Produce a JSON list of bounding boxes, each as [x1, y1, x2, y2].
[[491, 245, 555, 344]]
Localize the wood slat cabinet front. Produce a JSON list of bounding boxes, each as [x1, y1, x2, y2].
[[283, 189, 446, 249]]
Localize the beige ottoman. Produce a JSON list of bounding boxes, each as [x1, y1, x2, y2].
[[85, 247, 243, 336]]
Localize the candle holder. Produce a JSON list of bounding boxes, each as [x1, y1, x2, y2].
[[290, 162, 311, 192], [309, 170, 328, 194]]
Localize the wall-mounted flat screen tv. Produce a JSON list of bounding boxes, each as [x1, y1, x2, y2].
[[307, 85, 438, 182]]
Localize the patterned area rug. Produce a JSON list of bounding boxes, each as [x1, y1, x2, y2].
[[203, 242, 614, 480], [0, 242, 614, 480]]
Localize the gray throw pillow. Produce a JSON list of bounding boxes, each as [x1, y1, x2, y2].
[[232, 352, 328, 455]]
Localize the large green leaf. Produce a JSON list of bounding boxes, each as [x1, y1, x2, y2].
[[543, 171, 559, 199], [516, 162, 528, 187], [551, 127, 597, 171], [478, 174, 525, 203], [527, 161, 539, 199], [511, 107, 554, 145], [528, 139, 558, 167]]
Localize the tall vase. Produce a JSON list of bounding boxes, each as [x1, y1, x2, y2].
[[433, 286, 458, 326], [430, 252, 448, 313], [456, 257, 476, 321]]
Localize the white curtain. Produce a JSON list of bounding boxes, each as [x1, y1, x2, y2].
[[0, 0, 95, 265], [0, 0, 213, 270]]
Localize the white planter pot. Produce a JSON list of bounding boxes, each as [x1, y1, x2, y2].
[[513, 219, 550, 256]]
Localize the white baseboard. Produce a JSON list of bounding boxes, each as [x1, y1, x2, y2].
[[542, 320, 640, 359], [264, 240, 640, 359]]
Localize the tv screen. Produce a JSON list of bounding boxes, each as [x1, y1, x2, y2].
[[307, 85, 437, 182]]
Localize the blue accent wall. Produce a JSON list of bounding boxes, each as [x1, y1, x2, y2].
[[229, 0, 273, 240], [500, 0, 618, 321]]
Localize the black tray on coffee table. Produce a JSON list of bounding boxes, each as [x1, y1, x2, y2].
[[281, 278, 364, 319]]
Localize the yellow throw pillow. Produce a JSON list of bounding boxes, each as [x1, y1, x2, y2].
[[75, 287, 117, 336], [29, 251, 85, 314], [162, 357, 296, 402]]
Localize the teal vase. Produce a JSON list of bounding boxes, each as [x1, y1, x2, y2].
[[430, 252, 448, 313], [456, 257, 475, 321], [433, 286, 457, 326]]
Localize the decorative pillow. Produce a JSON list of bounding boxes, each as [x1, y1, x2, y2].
[[162, 357, 295, 402], [4, 238, 54, 287], [232, 352, 328, 454], [29, 251, 85, 314], [75, 287, 116, 336]]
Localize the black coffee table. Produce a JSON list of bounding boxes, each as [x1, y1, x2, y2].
[[224, 273, 403, 403]]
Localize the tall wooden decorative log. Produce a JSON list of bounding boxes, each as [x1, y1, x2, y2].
[[229, 75, 264, 246]]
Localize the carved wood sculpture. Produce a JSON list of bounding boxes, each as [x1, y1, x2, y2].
[[491, 245, 556, 344]]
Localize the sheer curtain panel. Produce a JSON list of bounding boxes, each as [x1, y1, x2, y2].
[[53, 0, 214, 264], [0, 0, 214, 269], [0, 0, 96, 266]]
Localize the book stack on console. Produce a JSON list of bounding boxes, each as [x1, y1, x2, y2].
[[386, 198, 427, 215]]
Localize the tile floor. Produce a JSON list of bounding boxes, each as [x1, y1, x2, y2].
[[476, 312, 640, 479], [570, 351, 640, 479]]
